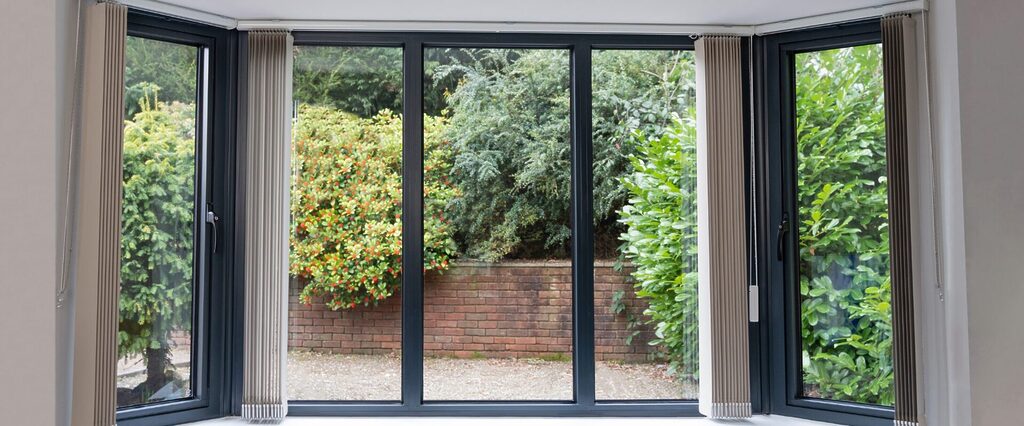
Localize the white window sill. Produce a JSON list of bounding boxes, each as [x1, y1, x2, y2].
[[187, 415, 837, 425]]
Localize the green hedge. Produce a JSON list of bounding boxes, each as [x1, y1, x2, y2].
[[118, 95, 196, 398], [795, 45, 893, 404], [617, 112, 698, 379], [436, 49, 694, 260]]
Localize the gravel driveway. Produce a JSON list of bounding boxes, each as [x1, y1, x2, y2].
[[287, 351, 695, 401]]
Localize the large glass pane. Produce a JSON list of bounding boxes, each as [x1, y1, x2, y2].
[[795, 44, 893, 405], [422, 48, 573, 401], [591, 49, 699, 400], [117, 36, 199, 407], [288, 46, 405, 401]]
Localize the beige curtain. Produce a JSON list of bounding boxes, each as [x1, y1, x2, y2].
[[241, 30, 293, 422], [694, 36, 751, 419], [882, 14, 923, 426], [69, 2, 126, 425]]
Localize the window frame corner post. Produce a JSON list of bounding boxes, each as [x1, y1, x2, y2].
[[230, 29, 249, 418], [746, 33, 771, 416]]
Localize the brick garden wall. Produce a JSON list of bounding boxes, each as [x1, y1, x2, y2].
[[288, 260, 661, 362]]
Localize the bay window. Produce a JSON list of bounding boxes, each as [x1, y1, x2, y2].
[[106, 7, 919, 425]]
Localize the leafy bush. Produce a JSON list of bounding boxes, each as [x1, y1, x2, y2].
[[617, 112, 698, 379], [439, 49, 693, 260], [292, 45, 456, 117], [592, 51, 696, 253], [435, 49, 571, 260], [293, 46, 404, 118], [119, 94, 196, 396], [795, 45, 893, 404], [289, 105, 457, 309], [125, 36, 197, 118]]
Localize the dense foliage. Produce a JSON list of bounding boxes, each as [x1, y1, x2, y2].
[[289, 105, 457, 309], [125, 36, 197, 118], [293, 46, 404, 118], [593, 51, 696, 254], [795, 45, 893, 404], [435, 49, 572, 260], [116, 42, 891, 404], [119, 93, 196, 398], [438, 49, 694, 260], [617, 113, 699, 380], [292, 46, 465, 117]]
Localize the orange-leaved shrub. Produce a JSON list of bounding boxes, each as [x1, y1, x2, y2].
[[289, 105, 458, 309]]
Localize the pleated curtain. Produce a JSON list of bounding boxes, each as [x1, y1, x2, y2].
[[68, 2, 126, 425], [881, 14, 923, 426], [694, 36, 751, 419], [241, 30, 293, 422]]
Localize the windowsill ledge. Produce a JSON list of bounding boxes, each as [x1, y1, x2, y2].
[[186, 415, 838, 425]]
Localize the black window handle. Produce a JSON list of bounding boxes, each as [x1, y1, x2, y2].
[[776, 212, 789, 261], [206, 203, 220, 254]]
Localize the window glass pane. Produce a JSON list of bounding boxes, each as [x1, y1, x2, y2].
[[591, 49, 699, 400], [422, 47, 573, 401], [117, 36, 199, 407], [795, 44, 893, 406], [288, 46, 404, 401]]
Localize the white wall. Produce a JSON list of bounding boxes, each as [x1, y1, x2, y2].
[[0, 0, 71, 424], [920, 0, 973, 424], [2, 1, 1022, 425], [55, 1, 81, 425], [896, 1, 1024, 423], [952, 0, 1024, 424]]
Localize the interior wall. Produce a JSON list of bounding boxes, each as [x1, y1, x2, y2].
[[1, 1, 1020, 425], [921, 0, 973, 424], [0, 0, 67, 424], [953, 0, 1024, 424], [55, 1, 81, 425]]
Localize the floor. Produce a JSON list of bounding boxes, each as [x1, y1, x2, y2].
[[188, 415, 837, 425]]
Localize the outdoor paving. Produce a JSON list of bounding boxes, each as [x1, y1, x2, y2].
[[117, 349, 192, 391], [286, 351, 696, 401], [118, 350, 696, 401]]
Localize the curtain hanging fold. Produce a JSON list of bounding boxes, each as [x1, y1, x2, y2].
[[241, 30, 293, 422], [881, 14, 922, 426], [694, 35, 751, 419], [69, 2, 126, 426]]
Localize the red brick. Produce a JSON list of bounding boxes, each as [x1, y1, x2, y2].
[[287, 263, 657, 360]]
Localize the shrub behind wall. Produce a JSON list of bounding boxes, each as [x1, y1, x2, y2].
[[289, 106, 458, 310]]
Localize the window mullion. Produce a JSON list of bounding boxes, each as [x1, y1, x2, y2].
[[401, 38, 426, 408], [571, 42, 596, 407]]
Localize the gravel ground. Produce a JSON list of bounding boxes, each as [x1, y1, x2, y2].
[[287, 351, 695, 401], [117, 348, 192, 393]]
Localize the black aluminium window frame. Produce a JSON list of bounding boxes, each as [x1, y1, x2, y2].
[[760, 20, 896, 426], [110, 9, 910, 425], [253, 31, 758, 417], [117, 10, 238, 426]]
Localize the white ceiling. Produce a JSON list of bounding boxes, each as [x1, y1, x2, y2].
[[150, 0, 909, 26]]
